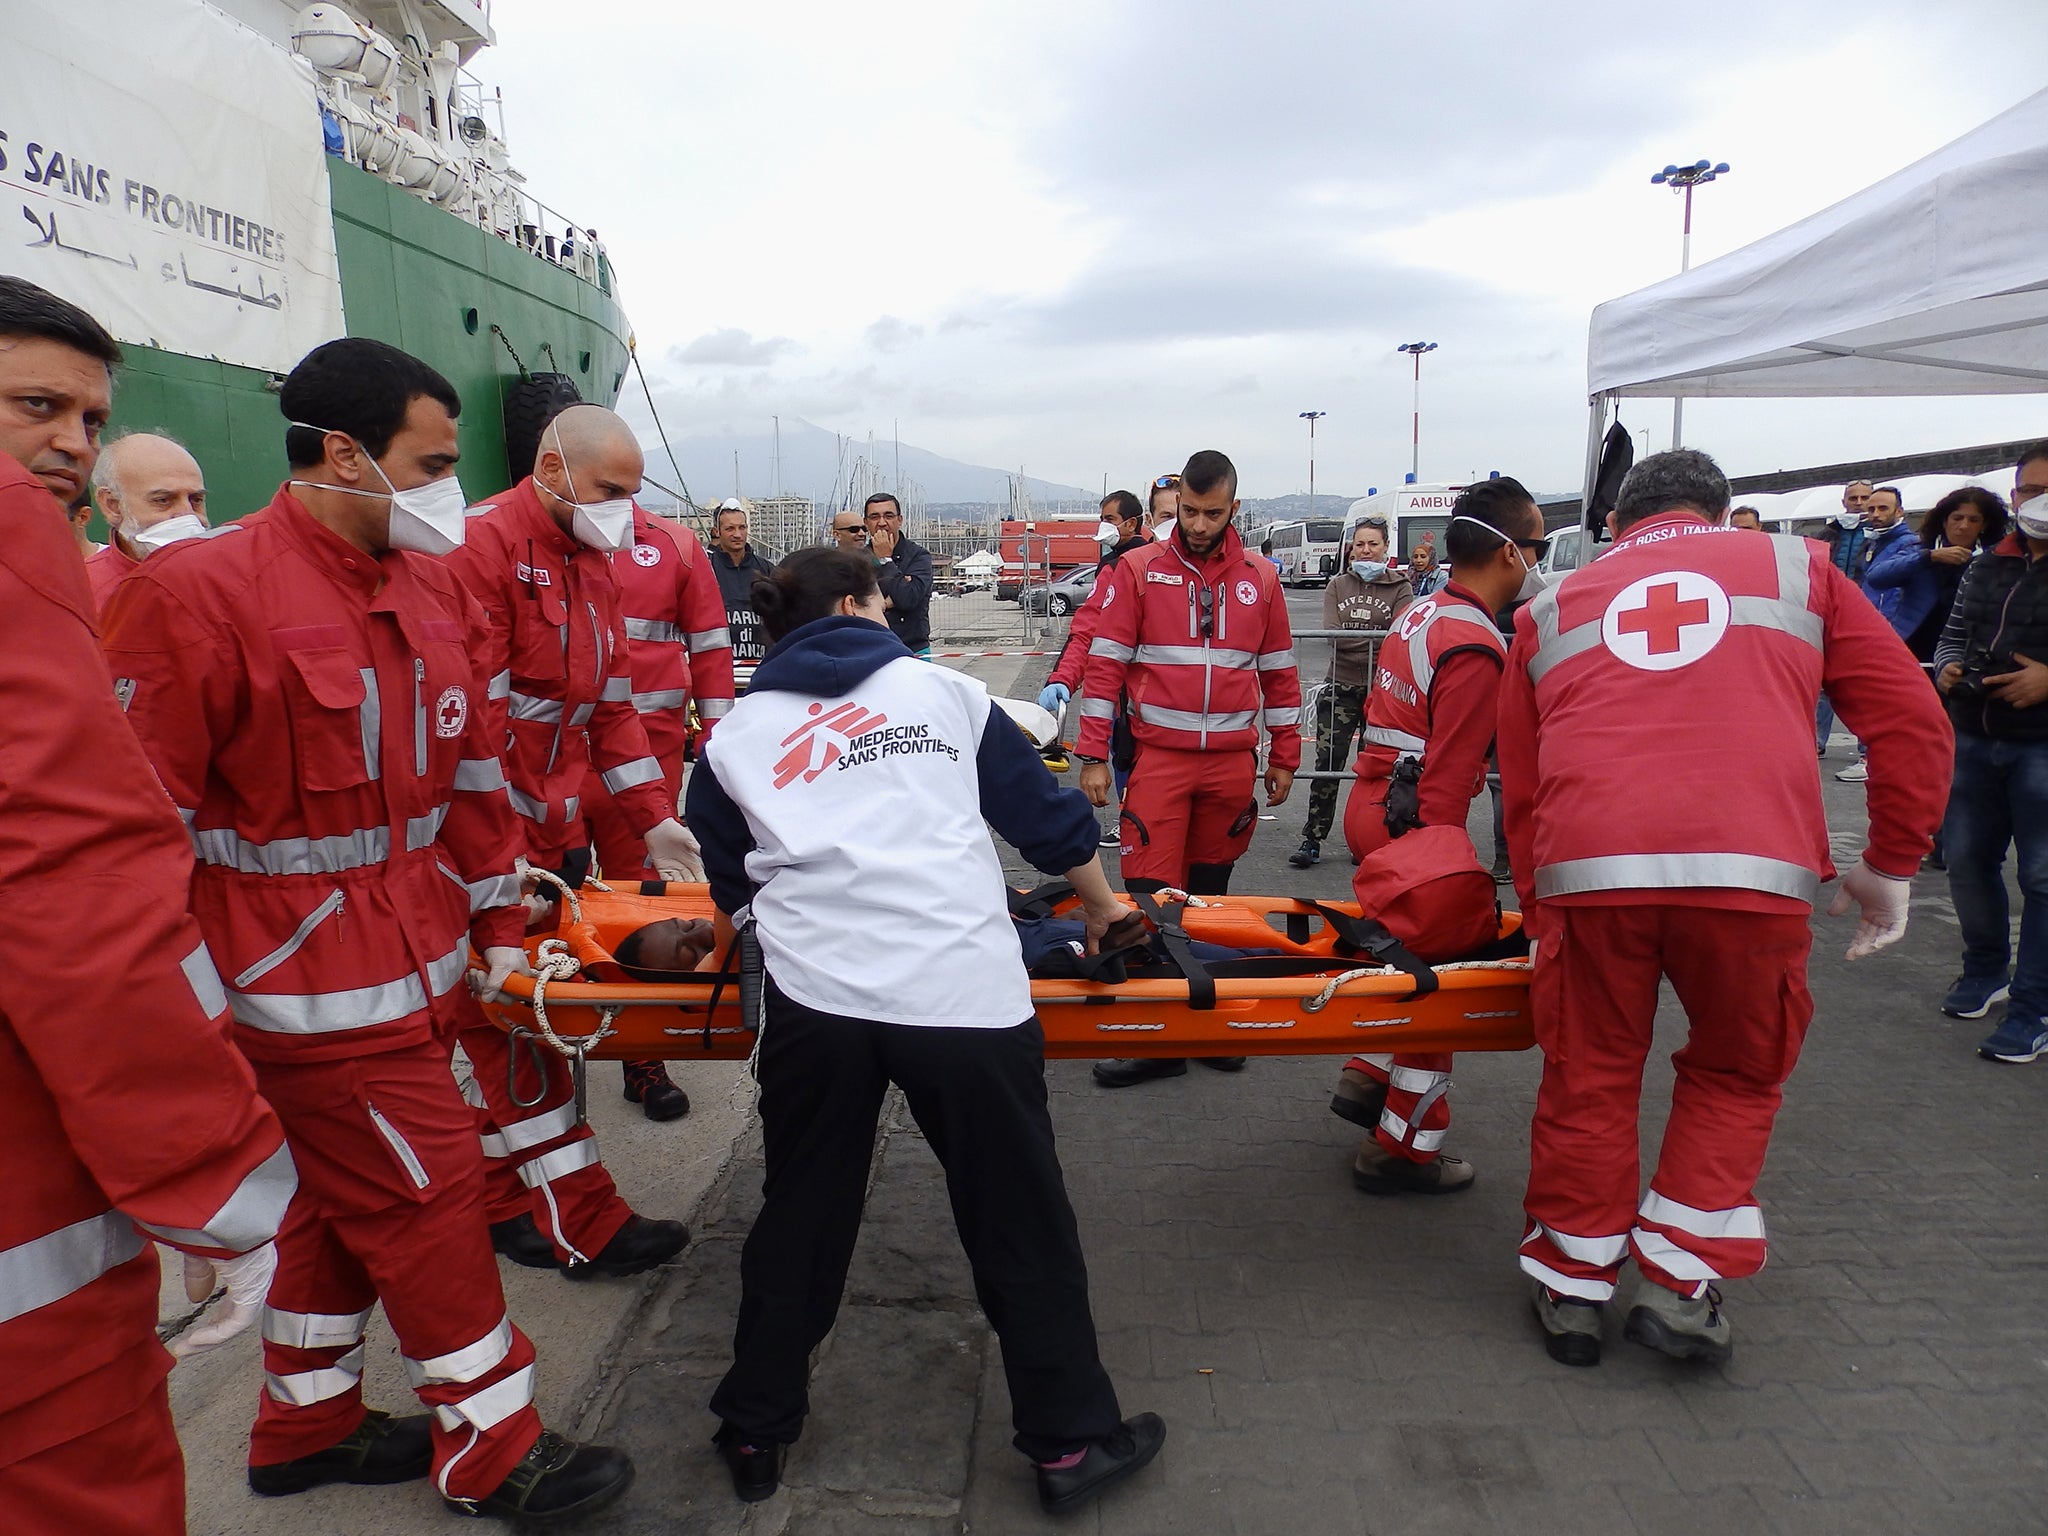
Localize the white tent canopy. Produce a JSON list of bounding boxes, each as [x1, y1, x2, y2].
[[1589, 87, 2048, 404]]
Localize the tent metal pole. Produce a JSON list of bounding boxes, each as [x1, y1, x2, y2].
[[1582, 394, 1609, 527]]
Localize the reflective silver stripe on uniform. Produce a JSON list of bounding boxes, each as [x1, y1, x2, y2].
[[487, 669, 511, 701], [1262, 706, 1300, 728], [0, 1211, 145, 1326], [182, 943, 228, 1018], [1639, 1191, 1766, 1241], [1363, 724, 1428, 754], [406, 805, 450, 851], [1257, 648, 1296, 672], [1077, 696, 1116, 720], [507, 691, 562, 723], [1527, 1221, 1631, 1267], [1731, 536, 1825, 649], [427, 939, 469, 999], [263, 1305, 372, 1351], [631, 688, 687, 713], [135, 1141, 298, 1253], [404, 1315, 514, 1388], [1535, 852, 1820, 904], [686, 627, 732, 651], [454, 758, 506, 793], [603, 757, 664, 794], [1388, 1064, 1450, 1093], [1087, 637, 1136, 662], [194, 825, 389, 876], [1518, 1251, 1617, 1303], [229, 967, 428, 1036], [177, 804, 199, 826], [624, 618, 683, 642], [234, 889, 346, 988], [1628, 1227, 1722, 1283], [600, 675, 633, 703], [564, 795, 580, 821], [467, 872, 522, 914], [459, 1072, 487, 1110], [506, 786, 548, 823], [266, 1344, 366, 1406], [1376, 1107, 1446, 1153], [1134, 644, 1255, 668], [1140, 704, 1255, 733], [516, 1140, 597, 1188], [493, 1102, 579, 1157], [357, 668, 381, 781], [431, 1362, 535, 1433], [698, 696, 733, 719]]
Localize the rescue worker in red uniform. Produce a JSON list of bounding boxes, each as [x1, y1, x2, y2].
[[83, 431, 211, 610], [445, 405, 698, 1277], [1499, 449, 1950, 1368], [1332, 479, 1547, 1195], [102, 338, 636, 1521], [0, 276, 295, 1536], [581, 500, 735, 1121], [1076, 450, 1301, 1088]]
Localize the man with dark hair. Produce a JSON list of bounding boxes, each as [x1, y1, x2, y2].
[[1328, 477, 1543, 1194], [1500, 447, 1947, 1369], [1076, 449, 1301, 1088], [1729, 506, 1764, 532], [0, 277, 295, 1536], [1833, 485, 1915, 783], [102, 337, 636, 1518], [1931, 441, 2048, 1061], [1817, 479, 1878, 755], [710, 499, 775, 691], [864, 492, 934, 656]]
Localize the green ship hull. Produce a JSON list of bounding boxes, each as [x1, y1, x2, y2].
[[105, 157, 631, 521]]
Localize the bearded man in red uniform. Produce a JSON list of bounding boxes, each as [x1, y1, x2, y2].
[[102, 338, 635, 1521], [445, 405, 697, 1279], [1331, 478, 1546, 1195], [1499, 449, 1949, 1368], [0, 277, 295, 1536]]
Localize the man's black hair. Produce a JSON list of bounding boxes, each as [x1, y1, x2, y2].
[[863, 491, 902, 514], [2015, 440, 2048, 477], [0, 275, 122, 367], [1181, 449, 1237, 499], [1612, 448, 1730, 531], [280, 337, 461, 469], [1869, 484, 1905, 509], [1260, 537, 1273, 554], [1102, 489, 1143, 525], [1444, 475, 1539, 565], [612, 926, 683, 984]]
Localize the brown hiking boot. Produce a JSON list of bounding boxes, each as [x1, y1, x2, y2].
[[1329, 1066, 1388, 1129], [1350, 1138, 1475, 1196]]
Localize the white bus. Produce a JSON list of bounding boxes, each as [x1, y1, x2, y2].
[[1341, 483, 1467, 569], [1265, 517, 1346, 587]]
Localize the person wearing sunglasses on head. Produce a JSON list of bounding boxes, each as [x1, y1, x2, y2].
[[1329, 478, 1548, 1197], [1072, 450, 1302, 1089]]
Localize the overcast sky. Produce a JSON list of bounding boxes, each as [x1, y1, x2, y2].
[[475, 0, 2048, 500]]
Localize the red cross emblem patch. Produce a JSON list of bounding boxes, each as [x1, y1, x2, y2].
[[1601, 571, 1730, 672], [435, 685, 469, 738]]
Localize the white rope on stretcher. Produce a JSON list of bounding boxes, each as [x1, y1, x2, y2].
[[1302, 959, 1530, 1013], [517, 867, 618, 1056]]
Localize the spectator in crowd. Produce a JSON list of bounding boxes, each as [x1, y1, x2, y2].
[[864, 492, 933, 657], [65, 488, 102, 556], [1867, 486, 2008, 663], [1834, 486, 1915, 783], [830, 511, 867, 551], [1146, 474, 1179, 536], [1932, 441, 2048, 1062], [1408, 538, 1446, 596], [711, 498, 776, 692], [1729, 506, 1765, 531], [1260, 536, 1283, 573], [1290, 517, 1413, 868], [1817, 480, 1877, 756]]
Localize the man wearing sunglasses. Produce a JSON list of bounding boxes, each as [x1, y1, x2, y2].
[[1074, 451, 1301, 1089], [1329, 477, 1546, 1194]]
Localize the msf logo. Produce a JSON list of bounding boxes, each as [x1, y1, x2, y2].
[[773, 701, 889, 788]]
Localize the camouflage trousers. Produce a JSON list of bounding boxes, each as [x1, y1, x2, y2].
[[1303, 681, 1369, 844]]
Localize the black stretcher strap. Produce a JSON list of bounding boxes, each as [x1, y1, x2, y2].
[[1300, 901, 1439, 1000], [1008, 880, 1076, 921], [1128, 888, 1217, 1011]]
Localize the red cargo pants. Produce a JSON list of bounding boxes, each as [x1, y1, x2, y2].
[[1117, 744, 1258, 889]]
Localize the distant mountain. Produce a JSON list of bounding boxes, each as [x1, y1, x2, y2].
[[629, 415, 1087, 508]]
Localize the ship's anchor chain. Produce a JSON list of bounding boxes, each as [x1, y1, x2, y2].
[[489, 323, 528, 378]]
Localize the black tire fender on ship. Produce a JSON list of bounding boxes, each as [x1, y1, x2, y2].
[[502, 372, 585, 479]]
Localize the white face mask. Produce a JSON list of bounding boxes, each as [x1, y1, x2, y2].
[[128, 513, 209, 554], [541, 425, 636, 552], [287, 422, 469, 556], [1447, 512, 1548, 602], [2016, 495, 2048, 541]]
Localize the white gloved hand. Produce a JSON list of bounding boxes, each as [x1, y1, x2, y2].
[[1038, 682, 1070, 712], [168, 1241, 276, 1360], [469, 944, 535, 1003], [645, 818, 705, 883], [1825, 856, 1912, 960]]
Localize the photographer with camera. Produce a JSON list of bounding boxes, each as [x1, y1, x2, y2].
[[1933, 441, 2048, 1060]]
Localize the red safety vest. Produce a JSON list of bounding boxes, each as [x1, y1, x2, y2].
[[1355, 586, 1506, 782]]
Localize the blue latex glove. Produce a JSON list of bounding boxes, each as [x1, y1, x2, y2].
[[1038, 683, 1070, 712]]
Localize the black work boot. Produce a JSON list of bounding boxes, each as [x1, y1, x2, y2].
[[559, 1214, 689, 1280], [622, 1060, 690, 1122], [1091, 1057, 1187, 1089], [1036, 1413, 1167, 1514], [713, 1428, 784, 1503], [490, 1212, 558, 1269], [450, 1429, 634, 1523], [249, 1408, 433, 1495]]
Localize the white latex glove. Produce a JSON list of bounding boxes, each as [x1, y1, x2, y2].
[[469, 944, 535, 1002], [645, 818, 705, 882], [168, 1241, 276, 1360], [1825, 857, 1912, 960]]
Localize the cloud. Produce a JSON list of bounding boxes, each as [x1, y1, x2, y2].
[[671, 328, 799, 367], [865, 315, 925, 352]]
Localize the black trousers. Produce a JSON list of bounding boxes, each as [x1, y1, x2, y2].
[[708, 980, 1122, 1460]]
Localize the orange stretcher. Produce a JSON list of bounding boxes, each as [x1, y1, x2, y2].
[[479, 882, 1534, 1062]]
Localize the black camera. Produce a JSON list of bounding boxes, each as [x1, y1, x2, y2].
[[1949, 652, 2001, 708]]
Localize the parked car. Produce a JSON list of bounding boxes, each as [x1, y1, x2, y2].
[[1020, 565, 1098, 616]]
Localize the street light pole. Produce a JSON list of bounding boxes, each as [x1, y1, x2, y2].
[[1395, 342, 1436, 482], [1650, 158, 1730, 448], [1299, 410, 1326, 525]]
